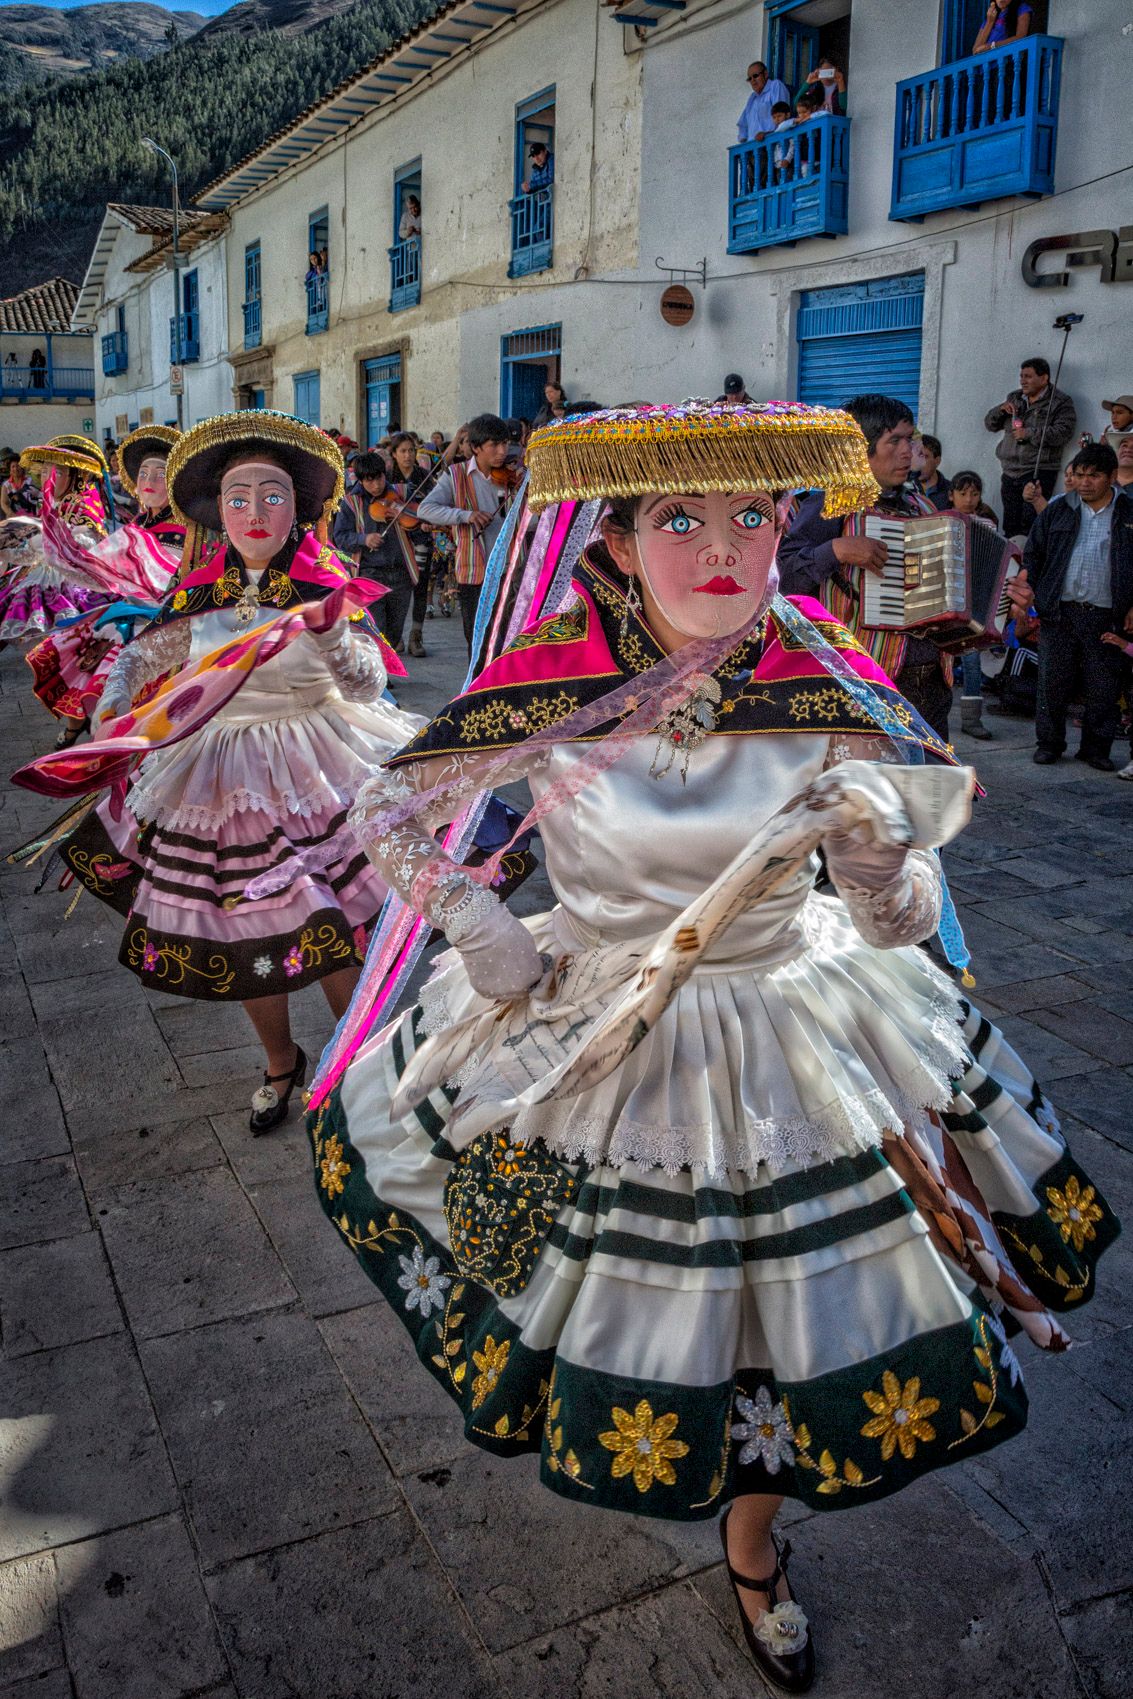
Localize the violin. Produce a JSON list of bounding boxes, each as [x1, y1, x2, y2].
[[490, 464, 522, 493], [368, 495, 421, 531]]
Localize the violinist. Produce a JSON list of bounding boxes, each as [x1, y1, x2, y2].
[[389, 432, 433, 658], [418, 412, 513, 653], [331, 453, 414, 653]]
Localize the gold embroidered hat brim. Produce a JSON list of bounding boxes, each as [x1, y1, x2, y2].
[[20, 444, 103, 480], [525, 401, 880, 518], [166, 410, 345, 529], [118, 425, 181, 498], [49, 434, 110, 476]]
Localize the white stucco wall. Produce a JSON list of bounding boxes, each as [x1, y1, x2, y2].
[[94, 231, 232, 442]]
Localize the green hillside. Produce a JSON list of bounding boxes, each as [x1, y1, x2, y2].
[[0, 0, 438, 296]]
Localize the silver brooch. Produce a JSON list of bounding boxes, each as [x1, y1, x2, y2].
[[650, 675, 722, 782]]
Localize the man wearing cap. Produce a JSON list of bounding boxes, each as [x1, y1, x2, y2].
[[1101, 395, 1133, 454], [521, 142, 555, 194], [716, 374, 752, 407]]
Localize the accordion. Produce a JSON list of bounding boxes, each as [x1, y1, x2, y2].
[[860, 513, 1016, 651]]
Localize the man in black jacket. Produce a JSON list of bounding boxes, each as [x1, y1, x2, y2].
[[985, 356, 1077, 538], [1025, 443, 1133, 771]]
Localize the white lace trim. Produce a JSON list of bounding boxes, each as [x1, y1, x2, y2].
[[126, 776, 358, 832], [415, 969, 969, 1177]]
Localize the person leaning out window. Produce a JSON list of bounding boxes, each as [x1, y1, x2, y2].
[[973, 0, 1032, 52]]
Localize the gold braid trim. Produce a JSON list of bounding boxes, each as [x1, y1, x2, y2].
[[525, 402, 879, 518], [166, 409, 345, 529], [20, 444, 103, 479]]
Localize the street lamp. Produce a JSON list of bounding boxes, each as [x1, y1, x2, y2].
[[142, 136, 184, 429]]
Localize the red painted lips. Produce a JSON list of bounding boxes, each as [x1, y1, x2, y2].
[[693, 575, 746, 596]]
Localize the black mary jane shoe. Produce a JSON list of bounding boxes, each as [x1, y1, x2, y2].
[[249, 1046, 308, 1136], [54, 720, 87, 750], [719, 1507, 816, 1694]]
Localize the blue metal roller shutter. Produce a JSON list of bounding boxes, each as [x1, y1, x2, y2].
[[796, 275, 925, 414]]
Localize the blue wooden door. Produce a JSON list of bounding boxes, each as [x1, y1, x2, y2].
[[293, 371, 320, 426], [364, 354, 402, 446], [796, 275, 925, 414]]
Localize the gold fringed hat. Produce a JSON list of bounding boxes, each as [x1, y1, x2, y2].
[[50, 434, 110, 476], [525, 401, 880, 517], [166, 410, 345, 530], [118, 424, 181, 498], [20, 442, 103, 481]]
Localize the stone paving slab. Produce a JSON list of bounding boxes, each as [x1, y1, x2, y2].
[[401, 1449, 721, 1653], [97, 1166, 297, 1340], [245, 1172, 379, 1319], [0, 1669, 73, 1699], [206, 1512, 503, 1699], [74, 1116, 226, 1199], [54, 1515, 226, 1699], [1, 1334, 177, 1564], [0, 1554, 62, 1687], [317, 1300, 471, 1479], [0, 1158, 89, 1254], [495, 1578, 760, 1699], [0, 1232, 122, 1358], [140, 1308, 399, 1570]]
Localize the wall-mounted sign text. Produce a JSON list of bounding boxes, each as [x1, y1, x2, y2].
[[1023, 228, 1133, 289]]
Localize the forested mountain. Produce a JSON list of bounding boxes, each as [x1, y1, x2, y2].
[[0, 4, 206, 92], [0, 0, 439, 296]]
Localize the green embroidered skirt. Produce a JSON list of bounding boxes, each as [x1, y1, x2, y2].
[[309, 971, 1117, 1523]]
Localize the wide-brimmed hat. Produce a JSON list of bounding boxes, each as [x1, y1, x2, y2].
[[525, 400, 879, 516], [20, 442, 103, 481], [166, 410, 345, 530], [118, 424, 181, 498], [49, 434, 109, 475], [1102, 395, 1133, 414]]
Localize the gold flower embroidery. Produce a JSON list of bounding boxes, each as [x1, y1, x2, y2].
[[319, 1134, 350, 1199], [172, 589, 188, 610], [860, 1372, 941, 1461], [471, 1335, 511, 1409], [1045, 1176, 1103, 1253], [598, 1399, 690, 1493]]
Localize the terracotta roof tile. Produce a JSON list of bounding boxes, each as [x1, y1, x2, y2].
[[0, 277, 85, 336]]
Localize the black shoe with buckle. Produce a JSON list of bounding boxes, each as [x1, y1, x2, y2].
[[249, 1045, 307, 1136], [719, 1507, 815, 1693]]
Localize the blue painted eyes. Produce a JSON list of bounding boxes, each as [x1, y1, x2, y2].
[[737, 506, 766, 529]]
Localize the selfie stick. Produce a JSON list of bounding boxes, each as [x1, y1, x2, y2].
[[1030, 312, 1083, 484]]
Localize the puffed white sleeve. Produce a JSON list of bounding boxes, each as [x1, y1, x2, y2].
[[96, 621, 190, 724], [312, 622, 389, 702]]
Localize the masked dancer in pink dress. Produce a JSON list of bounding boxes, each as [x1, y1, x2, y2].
[[26, 426, 186, 748], [0, 437, 110, 650]]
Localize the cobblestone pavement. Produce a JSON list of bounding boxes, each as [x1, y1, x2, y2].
[[0, 614, 1129, 1699]]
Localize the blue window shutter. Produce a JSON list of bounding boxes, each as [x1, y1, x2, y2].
[[796, 275, 924, 414]]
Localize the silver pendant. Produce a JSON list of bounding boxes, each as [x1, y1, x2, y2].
[[234, 585, 261, 626], [650, 677, 722, 783]]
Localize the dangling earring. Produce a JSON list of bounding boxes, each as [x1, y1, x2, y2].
[[620, 575, 642, 640], [289, 519, 299, 542]]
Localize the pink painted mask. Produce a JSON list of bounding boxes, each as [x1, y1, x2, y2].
[[219, 458, 296, 567], [135, 455, 168, 513], [633, 488, 780, 639]]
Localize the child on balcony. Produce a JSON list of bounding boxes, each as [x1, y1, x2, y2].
[[769, 101, 795, 182]]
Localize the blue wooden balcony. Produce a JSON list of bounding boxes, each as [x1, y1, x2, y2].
[[728, 115, 850, 256], [242, 298, 262, 351], [169, 311, 200, 364], [388, 238, 421, 312], [891, 35, 1062, 221], [0, 365, 95, 403], [101, 330, 128, 376], [508, 188, 553, 278], [305, 274, 329, 335]]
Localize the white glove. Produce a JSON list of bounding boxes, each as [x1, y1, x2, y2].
[[310, 618, 347, 652], [813, 764, 916, 894], [95, 689, 129, 730], [441, 883, 544, 1000]]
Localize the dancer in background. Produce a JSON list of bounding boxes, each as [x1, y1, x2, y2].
[[0, 439, 108, 650], [54, 411, 425, 1134], [309, 402, 1116, 1694], [26, 425, 185, 748]]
